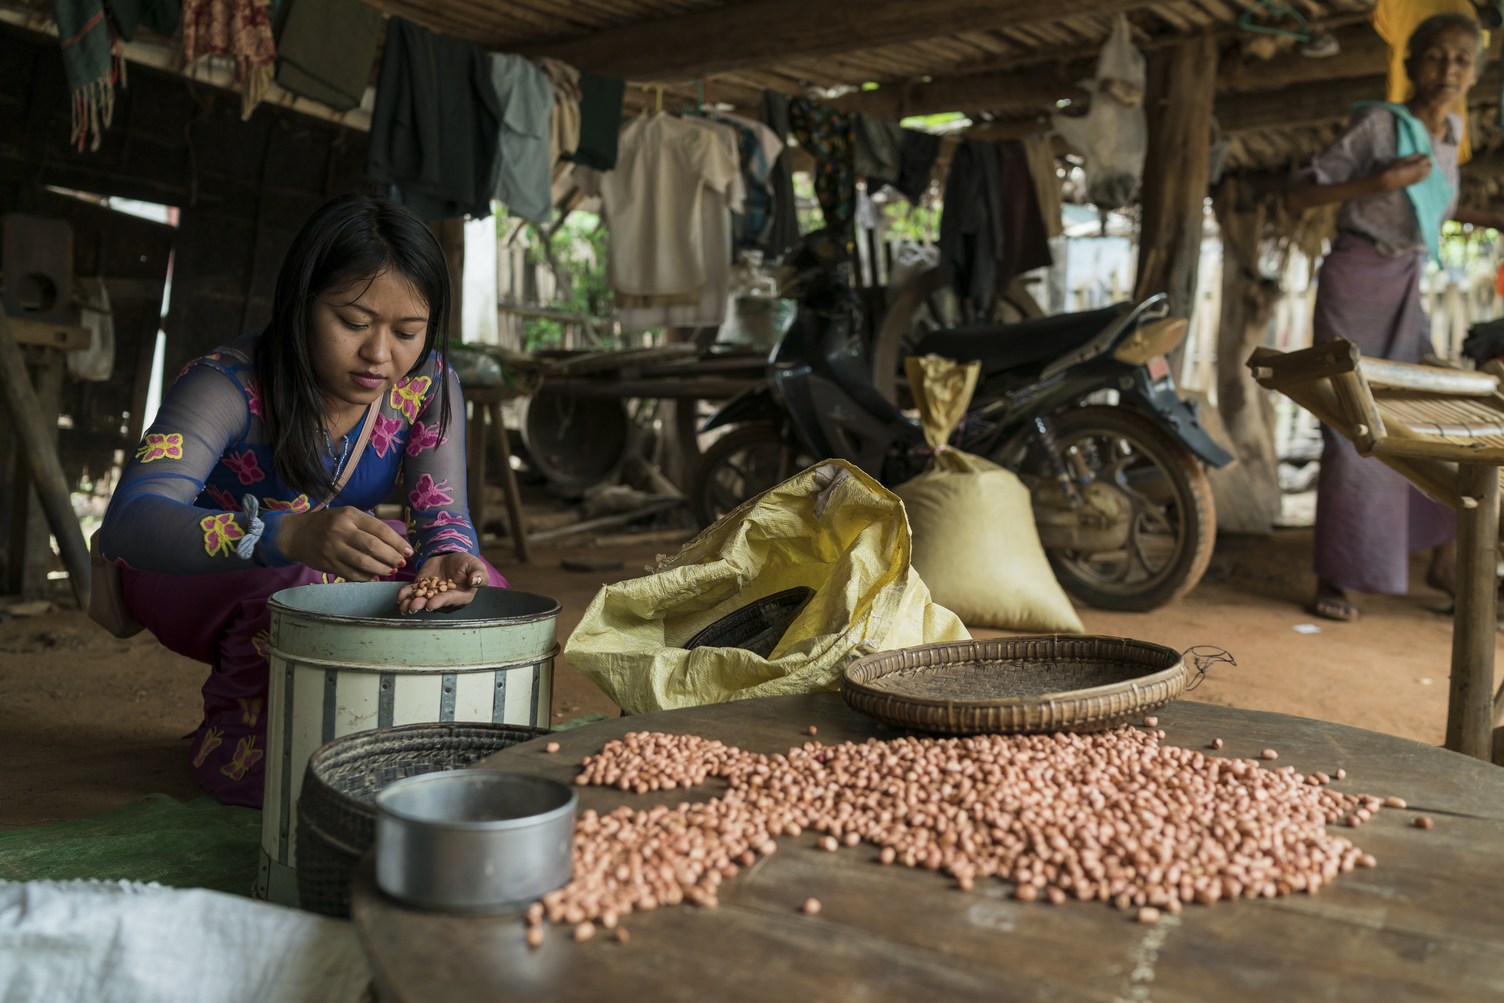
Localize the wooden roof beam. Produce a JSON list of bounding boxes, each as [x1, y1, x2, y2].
[[519, 0, 1149, 81]]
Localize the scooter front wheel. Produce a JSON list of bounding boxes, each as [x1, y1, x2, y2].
[[1032, 406, 1216, 612], [689, 424, 815, 528]]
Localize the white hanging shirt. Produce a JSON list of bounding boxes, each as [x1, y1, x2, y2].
[[591, 113, 739, 297]]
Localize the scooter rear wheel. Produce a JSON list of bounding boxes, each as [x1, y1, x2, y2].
[[1031, 406, 1216, 612], [689, 424, 815, 528]]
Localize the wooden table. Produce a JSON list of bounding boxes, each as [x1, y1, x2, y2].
[[352, 693, 1504, 1002]]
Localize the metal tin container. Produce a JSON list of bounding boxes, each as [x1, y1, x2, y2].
[[257, 582, 560, 908], [375, 770, 576, 913]]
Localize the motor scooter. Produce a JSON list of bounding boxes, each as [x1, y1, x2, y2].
[[690, 230, 1233, 611]]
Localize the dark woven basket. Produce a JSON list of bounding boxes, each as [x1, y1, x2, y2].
[[296, 721, 551, 917], [841, 635, 1189, 735]]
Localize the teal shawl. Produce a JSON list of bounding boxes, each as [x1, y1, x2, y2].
[[1352, 101, 1455, 266]]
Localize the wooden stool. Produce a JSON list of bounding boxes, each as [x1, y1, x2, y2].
[[462, 384, 530, 564]]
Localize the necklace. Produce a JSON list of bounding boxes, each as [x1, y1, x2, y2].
[[321, 426, 354, 481]]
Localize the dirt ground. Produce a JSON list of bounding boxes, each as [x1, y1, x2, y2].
[[0, 527, 1486, 832]]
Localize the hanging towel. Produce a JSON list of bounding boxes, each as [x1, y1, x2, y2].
[[1353, 101, 1455, 265], [366, 17, 501, 220], [273, 0, 381, 111], [994, 139, 1054, 285], [55, 0, 122, 152], [854, 113, 904, 187], [104, 0, 181, 41], [761, 88, 799, 260], [894, 127, 941, 204], [570, 72, 626, 171], [489, 54, 554, 223], [181, 0, 278, 120]]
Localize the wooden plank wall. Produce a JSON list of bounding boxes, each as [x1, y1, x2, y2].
[[0, 23, 374, 586]]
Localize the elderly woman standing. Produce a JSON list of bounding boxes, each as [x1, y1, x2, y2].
[[1285, 13, 1504, 621], [100, 193, 504, 806]]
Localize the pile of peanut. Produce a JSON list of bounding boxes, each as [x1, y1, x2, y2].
[[528, 726, 1394, 943], [409, 576, 457, 600]]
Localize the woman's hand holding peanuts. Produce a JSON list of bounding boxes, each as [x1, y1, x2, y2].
[[397, 552, 488, 614], [279, 507, 412, 581]]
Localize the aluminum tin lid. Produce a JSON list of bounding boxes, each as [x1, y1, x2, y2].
[[376, 769, 578, 831]]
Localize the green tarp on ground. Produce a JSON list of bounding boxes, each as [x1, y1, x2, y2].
[[0, 794, 260, 896]]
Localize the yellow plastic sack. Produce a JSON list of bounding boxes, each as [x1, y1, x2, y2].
[[893, 355, 1085, 634], [565, 460, 970, 714]]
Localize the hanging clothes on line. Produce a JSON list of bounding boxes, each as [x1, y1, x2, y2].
[[854, 113, 904, 190], [366, 16, 500, 220], [488, 53, 554, 223], [894, 128, 942, 204], [1022, 135, 1064, 239], [938, 138, 1003, 313], [994, 139, 1054, 287], [56, 0, 124, 152], [181, 0, 278, 119], [761, 89, 800, 260], [534, 56, 582, 205], [273, 0, 381, 112], [697, 110, 774, 255], [788, 97, 857, 229], [570, 72, 627, 171], [104, 0, 181, 42]]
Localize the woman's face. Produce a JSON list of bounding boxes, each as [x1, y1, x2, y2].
[[308, 269, 429, 415], [1410, 27, 1479, 103]]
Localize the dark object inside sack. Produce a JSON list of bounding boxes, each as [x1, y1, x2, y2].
[[296, 721, 552, 918], [683, 586, 816, 658], [1463, 317, 1504, 364]]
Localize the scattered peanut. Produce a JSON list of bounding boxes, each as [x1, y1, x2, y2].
[[1143, 716, 1159, 728], [527, 727, 1372, 943], [807, 726, 818, 736], [546, 742, 561, 754], [1212, 738, 1224, 749], [574, 921, 595, 941], [1415, 817, 1434, 829], [803, 897, 822, 915], [1335, 769, 1347, 780], [1384, 796, 1406, 809], [1261, 749, 1279, 760], [614, 927, 630, 943], [1137, 906, 1161, 924], [526, 925, 544, 948]]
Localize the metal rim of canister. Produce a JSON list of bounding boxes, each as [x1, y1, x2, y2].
[[375, 769, 578, 831], [266, 584, 562, 630]]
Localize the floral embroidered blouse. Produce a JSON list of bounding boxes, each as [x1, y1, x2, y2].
[[101, 331, 478, 574]]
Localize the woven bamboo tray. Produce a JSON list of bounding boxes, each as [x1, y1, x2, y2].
[[841, 636, 1190, 735]]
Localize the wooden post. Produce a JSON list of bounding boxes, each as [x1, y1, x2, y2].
[[1134, 33, 1217, 320], [429, 219, 466, 342], [11, 347, 64, 600], [0, 313, 90, 608], [1446, 462, 1499, 760], [466, 398, 487, 547]]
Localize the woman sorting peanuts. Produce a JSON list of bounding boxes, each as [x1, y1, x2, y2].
[[99, 193, 504, 807], [1284, 12, 1504, 622]]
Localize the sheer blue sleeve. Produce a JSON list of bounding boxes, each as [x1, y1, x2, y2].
[[401, 366, 481, 565], [100, 366, 288, 573]]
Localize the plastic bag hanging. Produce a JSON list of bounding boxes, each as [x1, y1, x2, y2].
[[1051, 14, 1147, 210]]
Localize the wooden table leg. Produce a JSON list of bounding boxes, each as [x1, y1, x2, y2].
[[1446, 461, 1499, 760], [486, 402, 530, 564], [466, 399, 486, 541]]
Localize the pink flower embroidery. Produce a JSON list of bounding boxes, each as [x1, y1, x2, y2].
[[179, 352, 221, 381], [203, 484, 242, 511], [427, 527, 473, 547], [390, 376, 432, 422], [222, 450, 265, 485], [135, 432, 183, 463], [370, 413, 405, 458], [261, 495, 311, 514], [408, 473, 455, 511], [201, 512, 244, 557], [405, 420, 448, 456], [427, 511, 470, 529], [244, 384, 264, 420]]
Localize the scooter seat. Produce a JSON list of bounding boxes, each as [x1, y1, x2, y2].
[[912, 303, 1126, 376]]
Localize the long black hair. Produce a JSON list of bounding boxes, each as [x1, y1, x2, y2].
[[259, 193, 451, 499]]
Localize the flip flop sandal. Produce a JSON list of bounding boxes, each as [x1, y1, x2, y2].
[[1310, 597, 1359, 622]]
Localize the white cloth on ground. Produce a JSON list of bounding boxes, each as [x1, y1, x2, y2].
[[0, 879, 373, 1003]]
